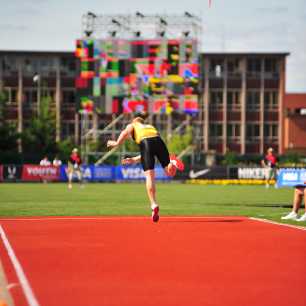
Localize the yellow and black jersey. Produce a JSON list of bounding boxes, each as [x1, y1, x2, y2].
[[131, 122, 159, 144]]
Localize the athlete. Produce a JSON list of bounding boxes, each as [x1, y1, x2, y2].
[[67, 148, 83, 189], [107, 115, 184, 222], [261, 147, 278, 188]]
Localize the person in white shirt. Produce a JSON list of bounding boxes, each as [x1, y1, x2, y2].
[[40, 156, 51, 166], [53, 156, 62, 167]]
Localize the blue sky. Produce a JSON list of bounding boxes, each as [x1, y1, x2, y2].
[[0, 0, 305, 92]]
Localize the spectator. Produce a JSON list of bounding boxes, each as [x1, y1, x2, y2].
[[261, 147, 278, 188], [40, 156, 51, 166], [281, 186, 306, 222], [53, 156, 62, 167]]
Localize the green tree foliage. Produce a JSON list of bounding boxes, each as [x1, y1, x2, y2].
[[22, 95, 56, 158], [0, 90, 20, 160], [166, 126, 193, 154], [222, 150, 239, 165]]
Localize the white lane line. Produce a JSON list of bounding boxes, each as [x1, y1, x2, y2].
[[0, 225, 40, 306], [249, 217, 306, 231], [0, 216, 245, 222]]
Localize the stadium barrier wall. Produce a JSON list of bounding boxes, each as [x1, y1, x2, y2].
[[0, 164, 305, 186]]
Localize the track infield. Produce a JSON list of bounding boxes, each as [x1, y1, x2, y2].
[[0, 216, 306, 306]]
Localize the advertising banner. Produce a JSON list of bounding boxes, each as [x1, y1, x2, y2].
[[22, 165, 60, 182], [115, 165, 170, 181], [188, 166, 228, 179], [236, 168, 267, 179], [277, 169, 306, 187], [3, 165, 23, 181], [59, 165, 93, 181], [0, 165, 3, 181], [92, 166, 114, 181]]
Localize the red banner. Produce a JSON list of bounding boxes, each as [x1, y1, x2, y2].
[[21, 165, 60, 182], [0, 165, 3, 181]]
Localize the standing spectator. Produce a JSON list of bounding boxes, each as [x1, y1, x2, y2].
[[40, 156, 51, 166], [67, 148, 83, 189], [53, 155, 62, 167], [261, 147, 278, 188]]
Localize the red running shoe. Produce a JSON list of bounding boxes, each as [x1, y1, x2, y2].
[[152, 206, 160, 222], [170, 154, 185, 171]]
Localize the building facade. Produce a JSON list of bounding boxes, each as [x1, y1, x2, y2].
[[201, 52, 288, 155], [283, 93, 306, 153], [0, 50, 291, 155]]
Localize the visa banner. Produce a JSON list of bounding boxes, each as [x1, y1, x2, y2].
[[115, 165, 170, 181], [277, 168, 306, 187]]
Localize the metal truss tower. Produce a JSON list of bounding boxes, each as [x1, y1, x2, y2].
[[81, 12, 202, 41]]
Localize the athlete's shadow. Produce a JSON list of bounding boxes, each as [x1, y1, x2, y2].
[[162, 219, 245, 223]]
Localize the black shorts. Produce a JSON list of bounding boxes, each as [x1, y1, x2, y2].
[[139, 136, 170, 171]]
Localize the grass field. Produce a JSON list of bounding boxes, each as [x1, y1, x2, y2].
[[0, 182, 304, 226]]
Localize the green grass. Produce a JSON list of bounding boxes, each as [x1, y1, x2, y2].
[[0, 183, 304, 226]]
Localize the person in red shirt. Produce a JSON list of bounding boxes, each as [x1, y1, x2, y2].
[[261, 147, 278, 188], [67, 148, 83, 189]]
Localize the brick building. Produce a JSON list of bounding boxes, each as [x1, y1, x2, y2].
[[0, 50, 294, 155], [283, 93, 306, 153]]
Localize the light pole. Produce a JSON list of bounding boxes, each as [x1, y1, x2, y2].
[[33, 73, 41, 115]]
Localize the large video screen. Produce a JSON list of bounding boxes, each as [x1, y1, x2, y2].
[[75, 38, 199, 115]]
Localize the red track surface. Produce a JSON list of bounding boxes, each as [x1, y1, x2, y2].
[[0, 216, 306, 306]]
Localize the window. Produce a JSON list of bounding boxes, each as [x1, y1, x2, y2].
[[23, 89, 36, 106], [2, 56, 18, 74], [3, 87, 18, 104], [209, 123, 223, 137], [227, 91, 241, 110], [63, 90, 76, 104], [247, 58, 261, 73], [61, 58, 76, 75], [246, 91, 260, 110], [264, 91, 278, 110], [209, 90, 223, 110], [264, 124, 278, 138], [209, 59, 224, 77], [227, 123, 241, 138], [227, 58, 241, 76], [61, 122, 75, 138], [246, 124, 260, 138], [264, 58, 278, 73]]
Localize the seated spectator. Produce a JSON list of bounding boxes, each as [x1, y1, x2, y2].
[[53, 156, 62, 167], [40, 156, 51, 166], [281, 185, 306, 222]]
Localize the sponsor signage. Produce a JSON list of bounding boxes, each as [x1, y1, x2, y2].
[[22, 165, 60, 181], [0, 165, 3, 181], [188, 167, 227, 179], [237, 168, 267, 179], [277, 169, 306, 187], [116, 165, 169, 181], [3, 165, 23, 181]]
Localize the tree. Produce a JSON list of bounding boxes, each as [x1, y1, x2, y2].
[[0, 89, 20, 162], [22, 95, 56, 159]]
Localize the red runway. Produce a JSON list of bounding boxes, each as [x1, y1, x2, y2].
[[0, 216, 306, 306]]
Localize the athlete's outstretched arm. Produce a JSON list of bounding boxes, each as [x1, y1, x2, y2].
[[107, 124, 133, 148], [122, 155, 141, 165]]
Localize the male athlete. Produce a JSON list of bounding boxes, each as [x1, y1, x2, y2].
[[107, 115, 184, 222], [261, 147, 278, 188], [67, 148, 83, 189]]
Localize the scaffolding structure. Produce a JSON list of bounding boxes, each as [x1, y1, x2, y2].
[[82, 12, 202, 41], [79, 12, 204, 165]]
